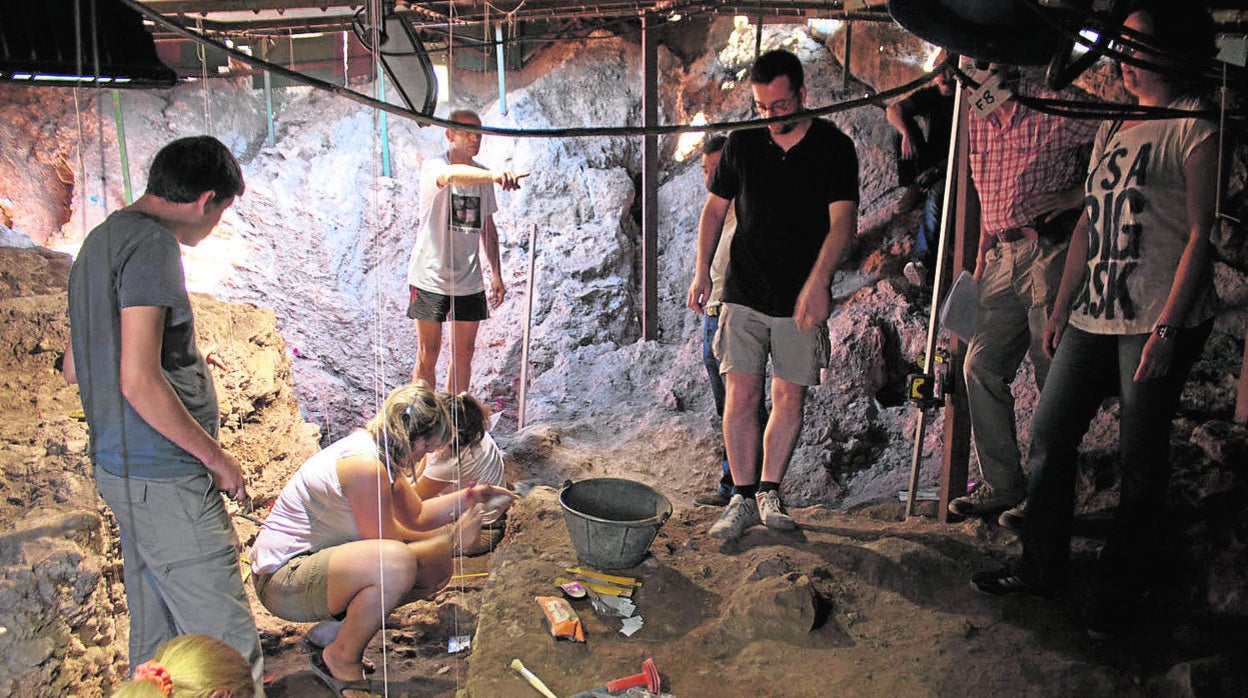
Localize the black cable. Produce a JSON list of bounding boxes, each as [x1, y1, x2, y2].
[[121, 0, 940, 138], [1014, 0, 1245, 88], [948, 63, 1243, 125], [133, 0, 1241, 136]]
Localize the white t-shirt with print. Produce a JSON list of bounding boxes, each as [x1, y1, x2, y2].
[[1070, 98, 1218, 335], [407, 153, 499, 295]]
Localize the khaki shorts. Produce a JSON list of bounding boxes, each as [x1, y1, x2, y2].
[[253, 546, 339, 623], [714, 303, 829, 386]]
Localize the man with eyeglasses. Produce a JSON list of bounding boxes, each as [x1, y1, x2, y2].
[[687, 49, 859, 541]]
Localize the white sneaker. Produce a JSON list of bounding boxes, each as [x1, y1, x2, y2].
[[756, 490, 797, 531], [709, 494, 761, 540], [904, 261, 928, 286]]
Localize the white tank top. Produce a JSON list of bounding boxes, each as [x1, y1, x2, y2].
[[251, 430, 386, 575]]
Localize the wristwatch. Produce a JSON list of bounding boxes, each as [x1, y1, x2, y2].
[[1154, 324, 1180, 340]]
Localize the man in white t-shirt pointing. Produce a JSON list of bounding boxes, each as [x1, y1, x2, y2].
[[407, 109, 525, 392]]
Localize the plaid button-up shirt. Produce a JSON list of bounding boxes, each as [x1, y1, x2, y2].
[[968, 79, 1099, 235]]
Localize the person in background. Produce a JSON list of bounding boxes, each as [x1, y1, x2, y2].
[[63, 136, 265, 695], [415, 392, 505, 499], [249, 384, 515, 696], [885, 52, 957, 286], [415, 391, 510, 554], [112, 634, 253, 698], [692, 135, 763, 508], [950, 61, 1098, 531], [687, 49, 859, 540], [407, 109, 525, 394], [973, 1, 1221, 642]]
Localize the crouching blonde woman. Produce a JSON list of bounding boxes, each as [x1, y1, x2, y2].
[[250, 383, 515, 695]]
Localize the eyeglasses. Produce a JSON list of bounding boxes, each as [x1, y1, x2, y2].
[[753, 96, 797, 115]]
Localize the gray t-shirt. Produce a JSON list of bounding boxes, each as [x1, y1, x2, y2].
[[68, 210, 218, 478]]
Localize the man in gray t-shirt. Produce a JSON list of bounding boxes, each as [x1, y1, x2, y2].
[[64, 136, 265, 694]]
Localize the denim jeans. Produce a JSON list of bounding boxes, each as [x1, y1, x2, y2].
[[703, 313, 733, 494], [1019, 321, 1212, 593], [912, 176, 946, 267]]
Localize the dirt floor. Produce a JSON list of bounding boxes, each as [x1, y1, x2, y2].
[[252, 484, 1238, 698]]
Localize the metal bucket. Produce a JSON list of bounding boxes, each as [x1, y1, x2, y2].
[[559, 478, 672, 570]]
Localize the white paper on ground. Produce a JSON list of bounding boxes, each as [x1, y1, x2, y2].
[[939, 271, 979, 343], [620, 615, 645, 636]]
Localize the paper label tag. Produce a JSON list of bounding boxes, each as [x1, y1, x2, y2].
[[968, 71, 1010, 117], [1217, 35, 1247, 68]]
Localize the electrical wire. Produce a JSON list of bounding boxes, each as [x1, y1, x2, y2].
[[1014, 0, 1246, 88], [947, 63, 1244, 125], [121, 0, 943, 138]]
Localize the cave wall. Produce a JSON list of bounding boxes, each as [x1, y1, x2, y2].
[[1, 14, 1248, 695], [1, 17, 1246, 509], [0, 246, 320, 695]]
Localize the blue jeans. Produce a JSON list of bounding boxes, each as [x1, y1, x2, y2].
[[912, 176, 945, 267], [703, 313, 733, 494], [1019, 321, 1212, 595]]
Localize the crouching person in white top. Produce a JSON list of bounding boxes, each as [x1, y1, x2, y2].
[[249, 383, 516, 696], [415, 392, 509, 554]]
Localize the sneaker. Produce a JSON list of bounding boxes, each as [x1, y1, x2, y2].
[[948, 484, 1021, 518], [903, 260, 928, 286], [756, 490, 797, 531], [970, 568, 1055, 598], [997, 500, 1026, 531], [709, 494, 761, 540], [694, 490, 732, 507]]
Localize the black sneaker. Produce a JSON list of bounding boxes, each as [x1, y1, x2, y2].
[[970, 568, 1055, 598], [694, 490, 732, 507]]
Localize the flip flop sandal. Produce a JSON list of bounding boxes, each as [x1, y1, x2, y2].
[[301, 636, 376, 674], [308, 646, 383, 697]]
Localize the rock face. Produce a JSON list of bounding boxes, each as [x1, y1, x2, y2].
[[1, 15, 1247, 696], [0, 247, 318, 696]]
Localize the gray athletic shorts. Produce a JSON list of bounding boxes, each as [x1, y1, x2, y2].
[[714, 302, 829, 386], [253, 546, 338, 623]]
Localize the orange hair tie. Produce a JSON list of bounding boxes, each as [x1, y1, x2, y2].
[[133, 660, 174, 696]]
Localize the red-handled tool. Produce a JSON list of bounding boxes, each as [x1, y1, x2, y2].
[[567, 657, 660, 698]]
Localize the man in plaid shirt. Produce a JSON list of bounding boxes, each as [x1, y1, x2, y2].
[[950, 65, 1098, 530]]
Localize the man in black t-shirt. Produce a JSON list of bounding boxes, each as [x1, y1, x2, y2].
[[687, 49, 859, 541]]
